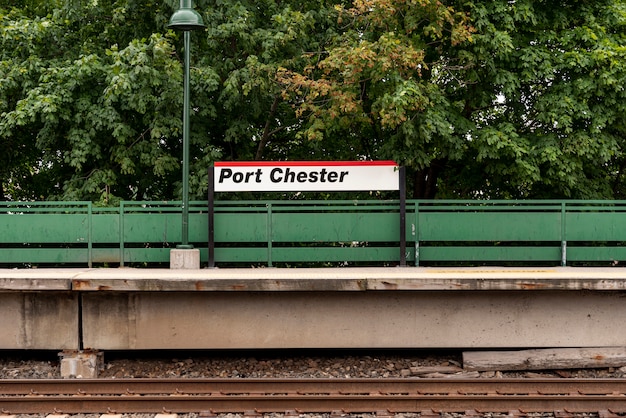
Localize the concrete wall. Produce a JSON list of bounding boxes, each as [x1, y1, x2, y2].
[[2, 268, 624, 351], [81, 290, 626, 349]]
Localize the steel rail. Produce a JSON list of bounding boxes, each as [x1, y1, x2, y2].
[[0, 378, 625, 414]]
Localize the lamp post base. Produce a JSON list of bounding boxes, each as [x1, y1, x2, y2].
[[170, 248, 200, 269]]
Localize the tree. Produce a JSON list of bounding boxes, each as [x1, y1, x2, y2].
[[279, 0, 626, 198], [1, 0, 625, 202], [442, 0, 626, 199], [0, 0, 197, 202], [277, 0, 474, 198], [0, 0, 343, 202]]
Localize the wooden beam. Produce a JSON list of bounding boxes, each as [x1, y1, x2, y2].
[[463, 347, 626, 371]]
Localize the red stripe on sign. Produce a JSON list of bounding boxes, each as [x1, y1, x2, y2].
[[214, 160, 397, 167]]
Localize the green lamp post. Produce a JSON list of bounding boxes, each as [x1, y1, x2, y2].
[[168, 0, 206, 249]]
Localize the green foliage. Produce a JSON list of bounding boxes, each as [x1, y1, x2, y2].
[[0, 0, 218, 203], [279, 0, 626, 199], [447, 0, 626, 199], [1, 0, 625, 202]]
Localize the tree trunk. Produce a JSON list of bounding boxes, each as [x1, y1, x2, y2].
[[412, 158, 447, 199], [255, 96, 281, 161]]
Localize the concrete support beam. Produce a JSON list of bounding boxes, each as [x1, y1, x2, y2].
[[0, 293, 78, 350], [1, 268, 624, 351], [81, 290, 626, 350]]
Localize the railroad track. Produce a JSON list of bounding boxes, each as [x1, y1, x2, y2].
[[1, 378, 626, 414]]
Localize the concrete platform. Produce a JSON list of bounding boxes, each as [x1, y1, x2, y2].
[[1, 267, 625, 350], [53, 266, 626, 291], [0, 268, 76, 291]]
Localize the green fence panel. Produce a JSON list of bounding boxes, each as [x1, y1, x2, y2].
[[123, 213, 181, 243], [90, 248, 177, 265], [91, 248, 123, 264], [0, 248, 89, 264], [419, 246, 562, 262], [270, 246, 404, 263], [91, 213, 121, 243], [214, 247, 271, 263], [114, 213, 208, 244], [567, 246, 626, 262], [0, 203, 91, 266], [0, 213, 88, 243], [271, 212, 399, 242], [189, 213, 209, 243], [124, 248, 173, 263], [417, 211, 562, 242], [565, 211, 626, 241], [214, 213, 268, 242]]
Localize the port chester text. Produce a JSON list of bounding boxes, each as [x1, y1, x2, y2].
[[218, 167, 349, 185]]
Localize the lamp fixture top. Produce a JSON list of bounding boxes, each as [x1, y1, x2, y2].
[[168, 0, 206, 31]]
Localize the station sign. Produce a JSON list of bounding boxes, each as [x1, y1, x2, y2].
[[214, 161, 399, 192]]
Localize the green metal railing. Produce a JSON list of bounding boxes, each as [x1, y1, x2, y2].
[[1, 200, 626, 267]]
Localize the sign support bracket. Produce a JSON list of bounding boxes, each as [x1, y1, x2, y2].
[[208, 166, 215, 268], [399, 166, 406, 267]]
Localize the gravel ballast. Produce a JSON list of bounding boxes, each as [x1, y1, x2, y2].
[[1, 350, 626, 380]]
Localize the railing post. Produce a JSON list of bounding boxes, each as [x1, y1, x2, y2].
[[414, 202, 420, 267], [266, 203, 273, 267], [399, 166, 406, 267], [120, 201, 125, 267], [87, 201, 92, 268], [208, 166, 215, 268], [561, 202, 567, 267]]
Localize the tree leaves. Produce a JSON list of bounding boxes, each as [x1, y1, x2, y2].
[[1, 0, 625, 201]]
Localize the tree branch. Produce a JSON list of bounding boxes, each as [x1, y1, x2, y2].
[[255, 96, 281, 160]]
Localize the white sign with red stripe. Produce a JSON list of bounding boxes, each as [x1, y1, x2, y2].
[[214, 161, 399, 192]]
